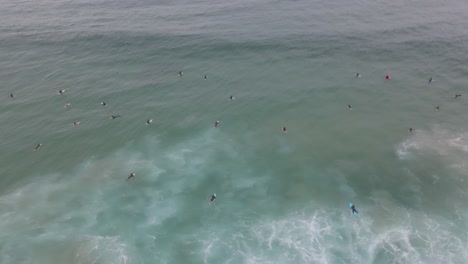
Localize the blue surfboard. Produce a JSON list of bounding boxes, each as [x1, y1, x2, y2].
[[349, 203, 359, 217]]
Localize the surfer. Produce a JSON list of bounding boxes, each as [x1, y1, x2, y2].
[[435, 106, 440, 111], [101, 102, 107, 106], [204, 75, 207, 80], [350, 204, 358, 215], [454, 94, 462, 98], [126, 172, 136, 181], [178, 71, 183, 77], [408, 128, 413, 134], [110, 115, 121, 119], [385, 74, 391, 80], [34, 143, 43, 151], [73, 121, 80, 126], [282, 126, 287, 133], [355, 73, 361, 77], [348, 104, 352, 110], [229, 95, 235, 100], [209, 193, 216, 205], [10, 93, 15, 98], [214, 120, 220, 127], [146, 119, 153, 125], [58, 89, 65, 95], [428, 77, 433, 83], [64, 102, 71, 108]]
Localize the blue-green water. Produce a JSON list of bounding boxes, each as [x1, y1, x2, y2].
[[1, 0, 468, 263]]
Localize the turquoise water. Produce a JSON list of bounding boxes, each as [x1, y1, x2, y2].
[[1, 0, 468, 263]]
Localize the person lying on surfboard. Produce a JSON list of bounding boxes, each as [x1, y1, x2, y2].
[[350, 204, 358, 215], [126, 172, 136, 181], [209, 193, 216, 205]]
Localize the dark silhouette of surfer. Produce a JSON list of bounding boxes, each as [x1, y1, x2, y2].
[[209, 193, 216, 205], [126, 172, 136, 181], [351, 204, 358, 215]]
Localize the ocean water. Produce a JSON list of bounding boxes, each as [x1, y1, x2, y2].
[[1, 0, 468, 263]]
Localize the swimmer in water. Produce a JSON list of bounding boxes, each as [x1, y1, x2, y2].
[[435, 106, 440, 111], [214, 120, 220, 127], [348, 104, 352, 110], [179, 71, 183, 77], [209, 193, 216, 205], [73, 121, 80, 126], [204, 75, 207, 80], [110, 115, 121, 119], [10, 93, 15, 98], [58, 89, 65, 95], [64, 102, 71, 108], [355, 73, 361, 77], [126, 172, 136, 181], [34, 143, 43, 151], [408, 128, 413, 134], [229, 95, 235, 100], [350, 204, 358, 215], [282, 126, 287, 133], [146, 119, 153, 125], [101, 102, 107, 106], [428, 77, 433, 83], [385, 74, 391, 80], [454, 94, 462, 98]]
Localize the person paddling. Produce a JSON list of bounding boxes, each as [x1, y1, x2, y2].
[[209, 193, 216, 205], [126, 172, 136, 181]]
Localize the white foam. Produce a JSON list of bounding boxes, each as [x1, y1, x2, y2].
[[2, 126, 467, 263], [396, 140, 421, 160], [184, 206, 468, 264], [231, 210, 336, 264], [144, 198, 177, 227], [367, 228, 422, 264], [396, 125, 468, 175], [75, 235, 129, 264]]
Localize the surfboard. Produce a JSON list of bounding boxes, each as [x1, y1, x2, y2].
[[349, 203, 359, 217]]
